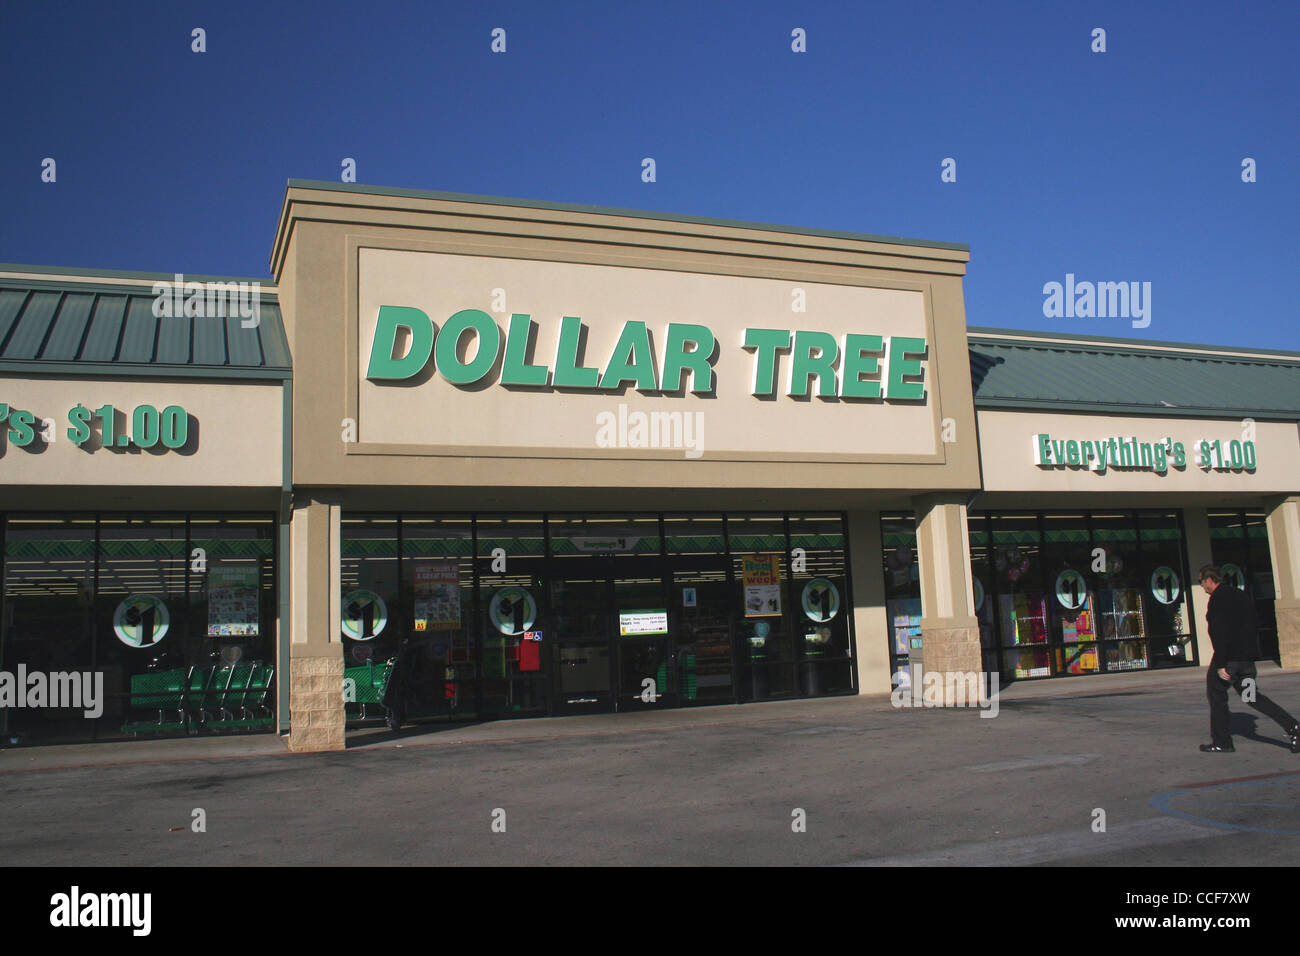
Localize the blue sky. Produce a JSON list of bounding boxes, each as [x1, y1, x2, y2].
[[2, 0, 1296, 349]]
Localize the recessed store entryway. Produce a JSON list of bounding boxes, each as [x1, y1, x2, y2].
[[552, 554, 676, 714]]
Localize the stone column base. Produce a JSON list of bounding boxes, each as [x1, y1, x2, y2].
[[1277, 603, 1300, 671], [919, 619, 983, 706], [287, 655, 346, 752]]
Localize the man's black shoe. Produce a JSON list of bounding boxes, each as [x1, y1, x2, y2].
[[1200, 743, 1234, 753], [1289, 725, 1300, 754]]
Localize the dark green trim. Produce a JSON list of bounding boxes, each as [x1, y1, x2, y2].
[[276, 496, 291, 734], [974, 396, 1300, 420], [969, 327, 1300, 363], [277, 379, 293, 733], [0, 264, 276, 288], [0, 361, 291, 380], [285, 179, 970, 253]]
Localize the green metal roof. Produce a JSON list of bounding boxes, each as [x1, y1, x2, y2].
[[0, 277, 290, 379], [969, 332, 1300, 419]]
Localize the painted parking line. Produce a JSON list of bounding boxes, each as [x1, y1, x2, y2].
[[1151, 773, 1300, 835], [840, 816, 1228, 867], [1174, 768, 1300, 789], [965, 753, 1101, 772]]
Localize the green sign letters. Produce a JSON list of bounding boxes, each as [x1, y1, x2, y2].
[[1, 403, 190, 450], [366, 307, 927, 401]]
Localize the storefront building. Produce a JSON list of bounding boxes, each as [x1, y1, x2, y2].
[[0, 268, 290, 745], [967, 329, 1300, 684], [271, 182, 982, 751], [3, 181, 1299, 750]]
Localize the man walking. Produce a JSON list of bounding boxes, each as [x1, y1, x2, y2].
[[1198, 565, 1300, 753]]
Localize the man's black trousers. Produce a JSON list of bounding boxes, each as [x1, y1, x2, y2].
[[1207, 661, 1297, 747]]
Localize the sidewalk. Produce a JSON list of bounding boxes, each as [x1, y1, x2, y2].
[[2, 662, 1292, 773]]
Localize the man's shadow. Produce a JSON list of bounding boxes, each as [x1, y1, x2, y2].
[[1230, 712, 1292, 749]]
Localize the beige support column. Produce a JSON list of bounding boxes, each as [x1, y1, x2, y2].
[[913, 494, 981, 702], [847, 509, 891, 696], [1182, 508, 1215, 668], [1265, 495, 1300, 670], [288, 495, 346, 751]]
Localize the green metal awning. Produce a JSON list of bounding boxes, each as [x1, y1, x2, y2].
[[0, 273, 290, 379], [969, 331, 1300, 419]]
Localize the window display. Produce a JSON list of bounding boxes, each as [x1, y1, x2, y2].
[[1000, 591, 1050, 677], [730, 515, 791, 700], [1096, 588, 1147, 670], [887, 597, 922, 686], [970, 510, 1194, 681]]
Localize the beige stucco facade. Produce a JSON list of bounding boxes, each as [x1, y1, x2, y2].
[[271, 186, 981, 506], [977, 409, 1300, 500], [0, 375, 283, 505]]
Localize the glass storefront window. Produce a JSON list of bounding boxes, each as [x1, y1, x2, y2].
[[1090, 513, 1146, 673], [989, 514, 1049, 679], [880, 512, 920, 688], [1041, 514, 1099, 675], [96, 517, 188, 736], [180, 516, 277, 735], [788, 514, 852, 695], [1, 517, 96, 745], [475, 517, 546, 716], [398, 517, 475, 719], [320, 511, 857, 724], [1137, 512, 1192, 668], [664, 515, 731, 705], [968, 522, 997, 675], [1, 513, 277, 746], [971, 509, 1197, 681], [340, 517, 400, 722], [190, 516, 276, 659], [729, 515, 791, 701], [1209, 510, 1278, 661]]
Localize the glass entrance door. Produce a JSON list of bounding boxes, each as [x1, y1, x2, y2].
[[549, 553, 676, 714], [612, 558, 675, 711], [550, 570, 613, 714]]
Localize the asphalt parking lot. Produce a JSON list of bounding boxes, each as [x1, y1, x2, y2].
[[2, 665, 1298, 867]]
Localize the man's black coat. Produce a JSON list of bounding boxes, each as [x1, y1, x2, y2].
[[1205, 583, 1261, 669]]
